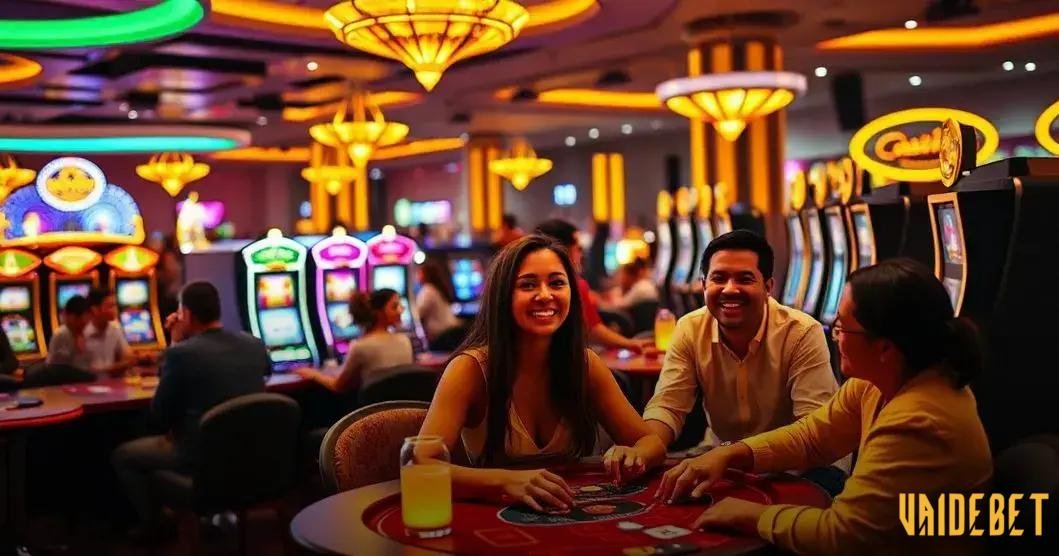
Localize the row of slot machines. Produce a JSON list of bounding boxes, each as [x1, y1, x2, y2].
[[654, 183, 765, 316], [0, 244, 167, 363], [185, 227, 488, 372]]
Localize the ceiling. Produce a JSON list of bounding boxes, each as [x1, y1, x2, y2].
[[2, 0, 1058, 164]]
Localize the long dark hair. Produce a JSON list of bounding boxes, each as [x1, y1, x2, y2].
[[349, 288, 398, 329], [419, 257, 455, 303], [847, 258, 983, 387], [455, 234, 596, 464]]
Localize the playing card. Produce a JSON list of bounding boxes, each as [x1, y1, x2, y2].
[[643, 525, 692, 540]]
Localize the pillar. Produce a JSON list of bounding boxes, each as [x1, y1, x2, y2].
[[464, 135, 504, 235], [591, 152, 626, 226], [686, 34, 788, 250], [308, 142, 331, 233]]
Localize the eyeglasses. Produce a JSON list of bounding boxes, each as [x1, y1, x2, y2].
[[831, 324, 869, 341]]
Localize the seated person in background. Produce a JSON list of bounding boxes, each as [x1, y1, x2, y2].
[[0, 326, 22, 378], [420, 235, 666, 511], [112, 281, 271, 540], [597, 258, 659, 312], [415, 258, 466, 351], [535, 219, 653, 354], [491, 213, 524, 249], [45, 295, 93, 371], [658, 258, 992, 555], [83, 287, 136, 376], [644, 231, 841, 462], [296, 288, 413, 393]]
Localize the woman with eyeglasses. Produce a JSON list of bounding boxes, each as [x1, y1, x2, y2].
[[656, 258, 992, 554]]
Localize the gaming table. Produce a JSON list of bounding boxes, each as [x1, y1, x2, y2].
[[290, 462, 831, 555]]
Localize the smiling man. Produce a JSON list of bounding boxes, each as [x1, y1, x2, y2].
[[644, 231, 841, 455]]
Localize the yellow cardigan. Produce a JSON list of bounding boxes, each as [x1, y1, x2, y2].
[[743, 370, 992, 555]]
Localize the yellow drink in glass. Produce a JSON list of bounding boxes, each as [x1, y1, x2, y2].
[[400, 435, 452, 538], [654, 309, 676, 351]]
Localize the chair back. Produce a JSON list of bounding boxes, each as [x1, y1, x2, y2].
[[627, 300, 661, 335], [320, 401, 439, 493], [356, 365, 440, 407], [194, 393, 301, 510], [598, 309, 633, 337]]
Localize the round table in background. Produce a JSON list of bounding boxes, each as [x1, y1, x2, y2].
[[597, 350, 664, 408], [290, 462, 831, 555]]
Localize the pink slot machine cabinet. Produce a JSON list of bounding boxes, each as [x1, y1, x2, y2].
[[310, 227, 369, 359], [365, 226, 425, 351]]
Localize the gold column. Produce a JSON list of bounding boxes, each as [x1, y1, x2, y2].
[[352, 165, 368, 231], [591, 153, 626, 225], [309, 142, 331, 232], [465, 136, 504, 234]]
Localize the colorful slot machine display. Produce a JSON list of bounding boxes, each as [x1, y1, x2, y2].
[[309, 227, 369, 359], [448, 257, 485, 317], [365, 226, 425, 349], [782, 171, 810, 308], [654, 191, 674, 309], [669, 187, 695, 314], [43, 247, 101, 331], [0, 249, 46, 361], [241, 229, 320, 371], [104, 245, 165, 351]]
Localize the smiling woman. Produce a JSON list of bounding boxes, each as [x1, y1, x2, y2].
[[0, 0, 207, 49]]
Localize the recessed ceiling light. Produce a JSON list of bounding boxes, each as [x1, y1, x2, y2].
[[118, 101, 129, 112], [588, 128, 599, 139], [565, 136, 576, 147], [1025, 62, 1037, 72], [904, 19, 918, 29], [306, 60, 319, 72], [814, 66, 828, 77], [458, 132, 469, 142], [256, 116, 268, 126], [127, 109, 139, 120], [650, 120, 663, 130], [1002, 61, 1015, 71], [370, 168, 383, 180], [621, 123, 633, 135], [908, 75, 922, 86]]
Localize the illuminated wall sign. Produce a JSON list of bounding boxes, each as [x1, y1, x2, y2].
[[553, 183, 577, 206], [849, 108, 998, 183], [36, 157, 106, 211], [393, 198, 452, 227], [1035, 99, 1059, 155]]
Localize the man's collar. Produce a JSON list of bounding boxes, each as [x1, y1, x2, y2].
[[710, 298, 771, 349]]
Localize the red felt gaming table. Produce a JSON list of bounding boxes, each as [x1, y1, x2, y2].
[[290, 462, 831, 555]]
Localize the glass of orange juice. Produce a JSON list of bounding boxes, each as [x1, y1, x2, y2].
[[400, 435, 452, 538], [654, 308, 676, 351]]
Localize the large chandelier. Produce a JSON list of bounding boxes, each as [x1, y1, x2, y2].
[[656, 71, 807, 142], [325, 0, 530, 91], [302, 142, 359, 195], [489, 138, 552, 190], [136, 152, 210, 197], [309, 90, 409, 168], [0, 154, 35, 202]]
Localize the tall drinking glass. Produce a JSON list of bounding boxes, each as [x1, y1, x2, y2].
[[654, 308, 676, 351], [400, 435, 452, 538]]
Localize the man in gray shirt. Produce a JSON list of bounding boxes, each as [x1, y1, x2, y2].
[[111, 281, 270, 541], [45, 295, 93, 371]]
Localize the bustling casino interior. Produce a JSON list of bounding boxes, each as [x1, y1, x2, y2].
[[1, 0, 1059, 554]]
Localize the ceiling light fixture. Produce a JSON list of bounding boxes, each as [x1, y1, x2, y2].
[[1025, 62, 1037, 71], [136, 152, 210, 197], [325, 0, 530, 91], [306, 60, 319, 72], [128, 110, 140, 120], [657, 71, 807, 142], [1002, 60, 1014, 71], [588, 128, 600, 139], [817, 11, 1059, 50], [621, 123, 633, 135], [0, 154, 35, 202], [904, 19, 918, 29], [0, 53, 42, 87], [0, 125, 250, 153], [308, 89, 409, 168], [0, 0, 206, 49], [909, 75, 922, 86], [489, 138, 552, 191], [814, 66, 828, 77], [565, 136, 576, 147]]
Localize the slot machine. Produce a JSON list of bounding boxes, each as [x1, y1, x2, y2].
[[667, 187, 696, 314], [684, 183, 715, 311], [654, 191, 676, 311], [309, 227, 369, 359], [782, 171, 810, 308], [818, 158, 858, 326], [448, 256, 486, 317], [240, 229, 320, 371], [365, 226, 426, 350], [105, 246, 166, 352], [927, 120, 1059, 449], [0, 249, 46, 362], [799, 167, 830, 319], [712, 182, 733, 236], [43, 246, 102, 334]]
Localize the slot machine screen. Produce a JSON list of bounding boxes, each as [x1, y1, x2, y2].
[[802, 210, 825, 314], [935, 203, 965, 310], [258, 307, 305, 347], [257, 273, 296, 309], [372, 265, 412, 329], [603, 241, 618, 275], [449, 258, 485, 302], [693, 221, 715, 282], [323, 269, 361, 354], [782, 215, 805, 306], [654, 225, 672, 284], [852, 211, 875, 268], [672, 220, 694, 284], [0, 285, 37, 353], [116, 278, 156, 344], [819, 211, 849, 324], [57, 282, 91, 311]]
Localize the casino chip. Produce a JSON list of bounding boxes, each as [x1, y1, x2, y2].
[[582, 504, 617, 515], [617, 521, 644, 531]]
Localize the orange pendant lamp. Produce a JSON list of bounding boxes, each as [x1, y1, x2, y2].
[[135, 152, 210, 197], [489, 138, 552, 190], [309, 89, 409, 168], [0, 154, 35, 202]]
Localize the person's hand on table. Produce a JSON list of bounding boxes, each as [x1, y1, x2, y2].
[[602, 445, 647, 484], [691, 497, 767, 534], [293, 367, 319, 380], [499, 469, 575, 512], [656, 447, 733, 503]]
